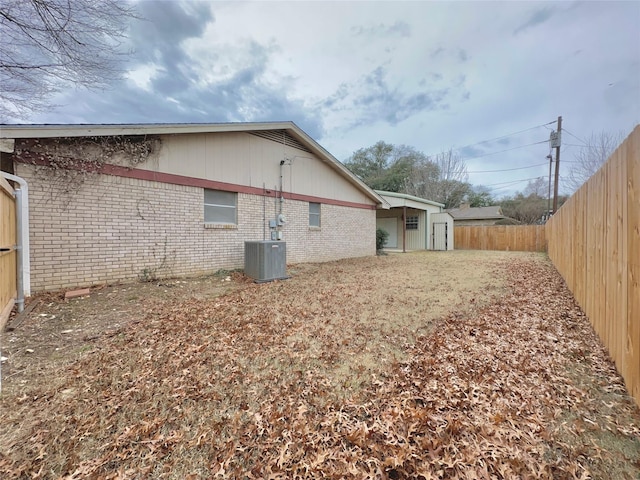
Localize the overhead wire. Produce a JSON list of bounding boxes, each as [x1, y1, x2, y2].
[[412, 118, 565, 194], [423, 120, 557, 159], [466, 162, 548, 174], [449, 120, 557, 153], [562, 128, 588, 146], [482, 176, 544, 187], [460, 139, 550, 160]]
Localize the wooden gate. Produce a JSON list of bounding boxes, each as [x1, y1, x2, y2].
[[1, 176, 16, 329]]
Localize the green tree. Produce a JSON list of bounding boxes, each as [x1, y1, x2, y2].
[[345, 142, 474, 208], [499, 187, 568, 225], [344, 141, 428, 192], [467, 185, 494, 207]]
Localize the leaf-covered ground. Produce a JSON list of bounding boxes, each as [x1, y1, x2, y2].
[[0, 251, 638, 479]]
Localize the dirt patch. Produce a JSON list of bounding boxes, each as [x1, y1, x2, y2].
[[1, 269, 243, 393], [0, 251, 638, 479]]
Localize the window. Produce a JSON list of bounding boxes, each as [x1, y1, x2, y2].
[[309, 202, 321, 227], [406, 215, 418, 230], [204, 189, 237, 224]]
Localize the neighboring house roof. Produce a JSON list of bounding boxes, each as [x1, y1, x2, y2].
[[446, 205, 505, 220], [375, 190, 444, 211], [0, 121, 384, 206]]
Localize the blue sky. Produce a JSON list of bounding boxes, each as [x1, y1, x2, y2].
[[16, 1, 640, 197]]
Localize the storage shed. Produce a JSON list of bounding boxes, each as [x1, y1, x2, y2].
[[375, 191, 454, 251]]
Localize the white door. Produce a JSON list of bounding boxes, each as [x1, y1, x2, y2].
[[377, 218, 397, 248], [432, 222, 448, 250]]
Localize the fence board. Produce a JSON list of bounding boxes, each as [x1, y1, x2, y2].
[[1, 175, 17, 330], [454, 225, 546, 252], [627, 129, 639, 403], [547, 125, 639, 407]]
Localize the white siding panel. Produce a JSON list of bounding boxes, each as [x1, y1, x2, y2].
[[406, 211, 426, 250], [141, 132, 374, 205]]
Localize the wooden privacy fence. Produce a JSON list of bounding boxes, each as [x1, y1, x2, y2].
[[454, 225, 546, 252], [0, 176, 17, 330], [546, 125, 639, 407]]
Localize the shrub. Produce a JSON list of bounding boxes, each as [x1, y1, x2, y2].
[[376, 228, 389, 252]]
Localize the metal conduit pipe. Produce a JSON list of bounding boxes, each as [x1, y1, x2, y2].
[[1, 172, 30, 311]]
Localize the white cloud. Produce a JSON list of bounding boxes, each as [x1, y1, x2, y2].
[[126, 63, 163, 91], [22, 0, 640, 197]]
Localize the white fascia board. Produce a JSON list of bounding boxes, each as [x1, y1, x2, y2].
[[0, 122, 295, 138], [375, 190, 445, 209]]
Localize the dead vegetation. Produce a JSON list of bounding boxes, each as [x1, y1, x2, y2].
[[0, 251, 638, 479]]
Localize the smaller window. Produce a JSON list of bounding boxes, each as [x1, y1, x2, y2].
[[204, 189, 237, 224], [406, 215, 418, 230], [309, 202, 321, 227]]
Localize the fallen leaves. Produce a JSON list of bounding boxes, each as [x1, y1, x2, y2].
[[0, 252, 638, 478]]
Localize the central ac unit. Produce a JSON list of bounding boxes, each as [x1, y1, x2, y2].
[[244, 241, 289, 282]]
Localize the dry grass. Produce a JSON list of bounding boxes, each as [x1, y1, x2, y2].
[[0, 251, 638, 479]]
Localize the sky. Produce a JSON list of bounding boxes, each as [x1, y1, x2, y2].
[[15, 0, 640, 197]]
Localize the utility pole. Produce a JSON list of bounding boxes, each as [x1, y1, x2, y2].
[[552, 115, 562, 213], [547, 154, 553, 221]]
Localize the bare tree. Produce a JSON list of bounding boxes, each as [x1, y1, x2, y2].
[[0, 0, 138, 119], [433, 148, 468, 183], [428, 149, 471, 208], [565, 131, 625, 192], [523, 176, 547, 198], [403, 157, 440, 199]]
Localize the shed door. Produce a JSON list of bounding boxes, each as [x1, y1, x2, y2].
[[432, 222, 448, 251], [377, 218, 397, 248]]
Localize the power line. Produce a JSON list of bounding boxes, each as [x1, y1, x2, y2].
[[466, 162, 548, 174], [452, 121, 557, 152], [562, 128, 587, 145], [482, 176, 543, 187], [424, 120, 557, 158], [460, 139, 549, 160]]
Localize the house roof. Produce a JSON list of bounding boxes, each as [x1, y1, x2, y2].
[[375, 190, 444, 210], [446, 205, 505, 220], [0, 122, 384, 206]]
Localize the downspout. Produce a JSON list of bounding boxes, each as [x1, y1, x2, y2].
[[1, 172, 30, 311]]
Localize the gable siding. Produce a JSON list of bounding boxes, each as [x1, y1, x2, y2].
[[145, 132, 375, 206]]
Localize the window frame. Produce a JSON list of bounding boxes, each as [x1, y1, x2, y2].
[[406, 215, 419, 230], [309, 202, 321, 228], [204, 189, 237, 225]]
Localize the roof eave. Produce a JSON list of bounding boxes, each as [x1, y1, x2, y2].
[[0, 122, 384, 206], [375, 190, 445, 208]]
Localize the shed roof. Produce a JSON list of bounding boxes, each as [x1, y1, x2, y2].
[[375, 190, 444, 210], [0, 122, 384, 206], [446, 205, 505, 220]]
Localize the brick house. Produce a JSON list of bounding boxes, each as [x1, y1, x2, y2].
[[0, 123, 384, 292]]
